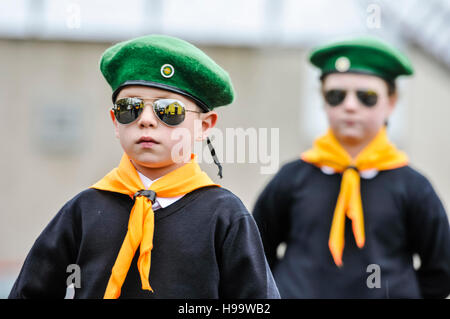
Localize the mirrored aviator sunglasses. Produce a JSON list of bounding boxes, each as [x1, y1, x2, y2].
[[323, 89, 378, 107], [113, 97, 202, 126]]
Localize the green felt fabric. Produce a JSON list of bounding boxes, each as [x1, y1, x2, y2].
[[100, 34, 235, 111], [309, 36, 413, 81]]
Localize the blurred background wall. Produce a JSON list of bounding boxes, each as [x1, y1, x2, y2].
[[0, 0, 449, 297]]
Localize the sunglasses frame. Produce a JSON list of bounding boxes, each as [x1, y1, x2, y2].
[[112, 97, 203, 126], [322, 89, 379, 108]]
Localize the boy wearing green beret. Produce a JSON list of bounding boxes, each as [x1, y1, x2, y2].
[[253, 36, 450, 298], [9, 35, 280, 299]]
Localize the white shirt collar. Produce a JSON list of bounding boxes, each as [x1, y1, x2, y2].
[[137, 171, 185, 210], [320, 165, 379, 179]]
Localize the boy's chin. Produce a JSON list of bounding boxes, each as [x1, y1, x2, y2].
[[130, 153, 191, 169], [335, 129, 366, 145]]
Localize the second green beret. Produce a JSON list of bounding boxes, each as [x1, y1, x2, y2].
[[309, 36, 414, 81], [100, 34, 235, 111]]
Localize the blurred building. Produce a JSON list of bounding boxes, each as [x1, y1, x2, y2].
[[0, 0, 449, 298]]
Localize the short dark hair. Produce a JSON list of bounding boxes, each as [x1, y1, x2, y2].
[[385, 80, 396, 96]]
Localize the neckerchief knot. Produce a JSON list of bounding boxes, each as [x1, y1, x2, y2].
[[133, 189, 157, 203]]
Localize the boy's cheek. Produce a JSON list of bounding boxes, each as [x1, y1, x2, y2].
[[166, 128, 194, 162], [115, 124, 127, 140]]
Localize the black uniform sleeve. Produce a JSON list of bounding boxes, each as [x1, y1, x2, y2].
[[406, 177, 450, 298], [8, 200, 80, 299], [252, 165, 292, 269], [218, 215, 280, 298]]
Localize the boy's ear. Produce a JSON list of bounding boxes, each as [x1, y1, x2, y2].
[[198, 111, 218, 141], [109, 109, 120, 139], [388, 92, 398, 106], [109, 109, 115, 122]]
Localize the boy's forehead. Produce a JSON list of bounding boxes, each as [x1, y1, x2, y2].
[[323, 73, 387, 89]]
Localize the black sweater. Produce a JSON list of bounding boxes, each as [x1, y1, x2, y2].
[[253, 160, 450, 298], [9, 186, 280, 299]]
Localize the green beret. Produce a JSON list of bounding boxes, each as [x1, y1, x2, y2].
[[100, 34, 235, 111], [309, 36, 414, 81]]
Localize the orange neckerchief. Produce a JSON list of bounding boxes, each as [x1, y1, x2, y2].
[[301, 127, 408, 267], [90, 153, 219, 298]]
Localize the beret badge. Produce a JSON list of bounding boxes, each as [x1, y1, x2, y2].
[[335, 56, 350, 72], [161, 64, 175, 78]]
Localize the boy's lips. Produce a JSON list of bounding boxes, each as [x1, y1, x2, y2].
[[343, 118, 359, 126], [137, 136, 159, 148]]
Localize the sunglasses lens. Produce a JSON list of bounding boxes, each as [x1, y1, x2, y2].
[[153, 99, 186, 126], [114, 98, 144, 124], [324, 90, 346, 106], [356, 90, 378, 107]]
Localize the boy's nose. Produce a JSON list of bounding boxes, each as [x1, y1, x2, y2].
[[137, 104, 158, 128], [342, 92, 359, 112]]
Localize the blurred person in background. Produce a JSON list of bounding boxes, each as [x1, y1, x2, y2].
[[253, 36, 450, 298]]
